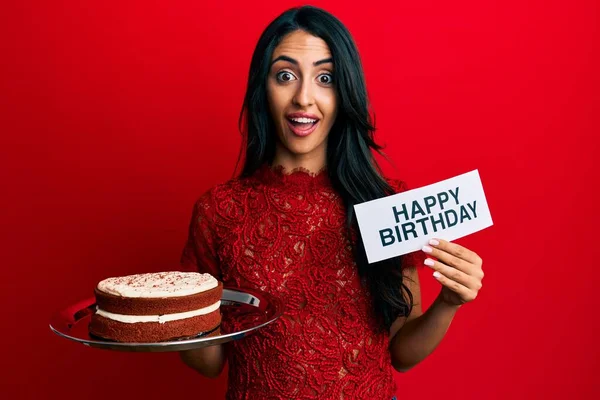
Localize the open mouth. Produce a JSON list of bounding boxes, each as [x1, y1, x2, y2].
[[287, 117, 319, 127], [286, 117, 320, 137]]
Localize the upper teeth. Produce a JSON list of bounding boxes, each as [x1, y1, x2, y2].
[[290, 117, 317, 123]]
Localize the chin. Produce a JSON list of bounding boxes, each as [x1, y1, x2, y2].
[[281, 133, 324, 150], [284, 142, 325, 157]]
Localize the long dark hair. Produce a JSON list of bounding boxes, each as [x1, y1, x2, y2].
[[237, 5, 413, 332]]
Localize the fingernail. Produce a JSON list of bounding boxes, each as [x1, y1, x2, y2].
[[429, 239, 440, 246], [424, 258, 435, 267], [433, 271, 442, 279], [422, 245, 433, 253]]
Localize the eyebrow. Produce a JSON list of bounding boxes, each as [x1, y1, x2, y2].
[[270, 55, 333, 67]]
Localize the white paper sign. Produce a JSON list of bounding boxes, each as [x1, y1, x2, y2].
[[354, 170, 493, 264]]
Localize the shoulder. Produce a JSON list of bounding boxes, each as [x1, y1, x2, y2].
[[193, 178, 240, 202], [191, 176, 254, 219]]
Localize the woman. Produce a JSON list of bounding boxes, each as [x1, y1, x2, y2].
[[179, 5, 484, 399]]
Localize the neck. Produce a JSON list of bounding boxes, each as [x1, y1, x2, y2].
[[272, 143, 327, 174]]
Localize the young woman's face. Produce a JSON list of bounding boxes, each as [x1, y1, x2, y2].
[[267, 30, 338, 168]]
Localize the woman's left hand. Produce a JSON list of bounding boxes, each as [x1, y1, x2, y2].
[[422, 238, 484, 307]]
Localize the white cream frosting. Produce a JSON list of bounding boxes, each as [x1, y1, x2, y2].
[[97, 271, 218, 298], [96, 301, 221, 324]]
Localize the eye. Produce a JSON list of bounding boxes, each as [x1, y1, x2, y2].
[[276, 71, 297, 82], [318, 73, 334, 85]]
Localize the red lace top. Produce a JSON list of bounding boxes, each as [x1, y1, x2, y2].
[[181, 165, 420, 400]]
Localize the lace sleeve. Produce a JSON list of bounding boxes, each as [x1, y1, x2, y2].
[[387, 178, 427, 269], [180, 190, 221, 278]]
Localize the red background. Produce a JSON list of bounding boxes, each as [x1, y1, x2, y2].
[[1, 0, 598, 399]]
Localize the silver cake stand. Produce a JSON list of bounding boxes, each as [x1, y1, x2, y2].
[[49, 287, 284, 352]]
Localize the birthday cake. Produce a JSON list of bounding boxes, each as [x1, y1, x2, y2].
[[89, 271, 222, 342]]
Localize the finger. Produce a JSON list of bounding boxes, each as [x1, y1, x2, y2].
[[424, 258, 481, 291], [428, 239, 481, 265], [432, 270, 475, 299], [422, 243, 470, 274]]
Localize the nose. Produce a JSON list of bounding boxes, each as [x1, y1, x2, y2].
[[292, 79, 315, 107]]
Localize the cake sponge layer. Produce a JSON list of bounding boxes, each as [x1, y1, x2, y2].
[[89, 309, 221, 342]]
